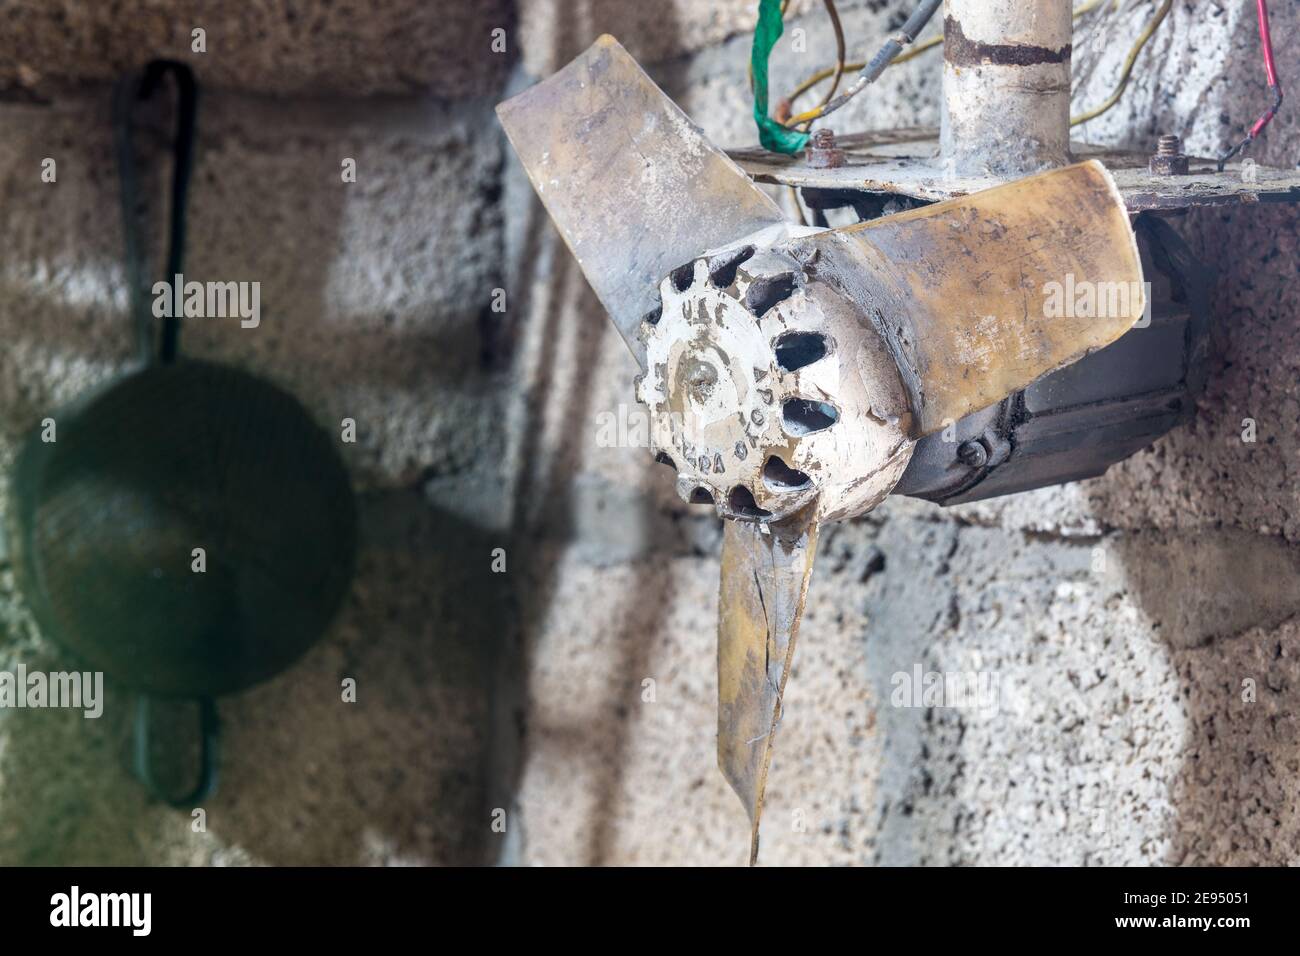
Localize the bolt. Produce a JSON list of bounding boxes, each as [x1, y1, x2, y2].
[[805, 127, 846, 169], [683, 356, 718, 396], [1149, 134, 1189, 176], [957, 439, 989, 469]]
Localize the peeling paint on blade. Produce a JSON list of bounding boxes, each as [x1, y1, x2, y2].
[[495, 35, 785, 370], [717, 504, 820, 864]]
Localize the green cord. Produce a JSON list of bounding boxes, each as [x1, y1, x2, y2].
[[751, 0, 809, 155]]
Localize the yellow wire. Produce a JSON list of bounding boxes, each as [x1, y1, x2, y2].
[[795, 0, 848, 130], [783, 1, 1115, 128], [1071, 0, 1173, 126], [783, 35, 941, 115], [783, 37, 942, 126]]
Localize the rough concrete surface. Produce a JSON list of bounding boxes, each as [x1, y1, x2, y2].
[[0, 0, 516, 99], [2, 0, 1299, 867]]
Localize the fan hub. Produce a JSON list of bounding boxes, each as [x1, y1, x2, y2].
[[642, 279, 778, 514], [675, 346, 736, 428], [636, 234, 916, 524]]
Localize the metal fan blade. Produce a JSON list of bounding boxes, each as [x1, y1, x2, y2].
[[799, 160, 1145, 436], [717, 505, 820, 865], [496, 34, 786, 368]]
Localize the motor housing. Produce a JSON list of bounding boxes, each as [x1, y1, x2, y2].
[[892, 214, 1210, 505]]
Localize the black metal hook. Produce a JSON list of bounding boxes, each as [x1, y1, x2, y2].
[[133, 695, 221, 808], [113, 59, 199, 366]]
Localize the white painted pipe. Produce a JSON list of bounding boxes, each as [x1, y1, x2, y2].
[[940, 0, 1072, 176]]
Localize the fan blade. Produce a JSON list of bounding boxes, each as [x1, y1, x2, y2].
[[496, 34, 786, 368], [800, 160, 1144, 436], [717, 505, 820, 865]]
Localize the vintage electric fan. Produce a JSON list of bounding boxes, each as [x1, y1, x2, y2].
[[497, 35, 1144, 863]]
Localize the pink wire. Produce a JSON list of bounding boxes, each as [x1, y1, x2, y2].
[[1250, 0, 1281, 138], [1258, 0, 1279, 89]]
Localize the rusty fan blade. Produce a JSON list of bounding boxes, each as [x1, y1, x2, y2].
[[717, 504, 820, 865], [795, 160, 1145, 437], [496, 35, 787, 369]]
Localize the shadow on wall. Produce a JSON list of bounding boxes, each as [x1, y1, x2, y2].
[[1088, 18, 1300, 851], [1093, 1, 1300, 867], [1093, 0, 1300, 854], [503, 205, 684, 867], [1105, 201, 1300, 866], [1113, 527, 1300, 865], [499, 0, 687, 865]]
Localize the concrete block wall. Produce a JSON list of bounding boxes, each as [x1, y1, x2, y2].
[[1, 0, 1297, 866]]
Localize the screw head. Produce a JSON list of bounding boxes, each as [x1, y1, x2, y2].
[[683, 356, 718, 396], [805, 127, 845, 169], [810, 128, 836, 148], [1150, 134, 1189, 175], [957, 439, 989, 468]]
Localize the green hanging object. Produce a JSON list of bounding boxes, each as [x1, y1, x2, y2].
[[751, 0, 809, 155]]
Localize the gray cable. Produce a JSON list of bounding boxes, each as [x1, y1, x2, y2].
[[817, 0, 944, 120]]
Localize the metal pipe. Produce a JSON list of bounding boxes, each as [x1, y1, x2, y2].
[[940, 0, 1072, 177]]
